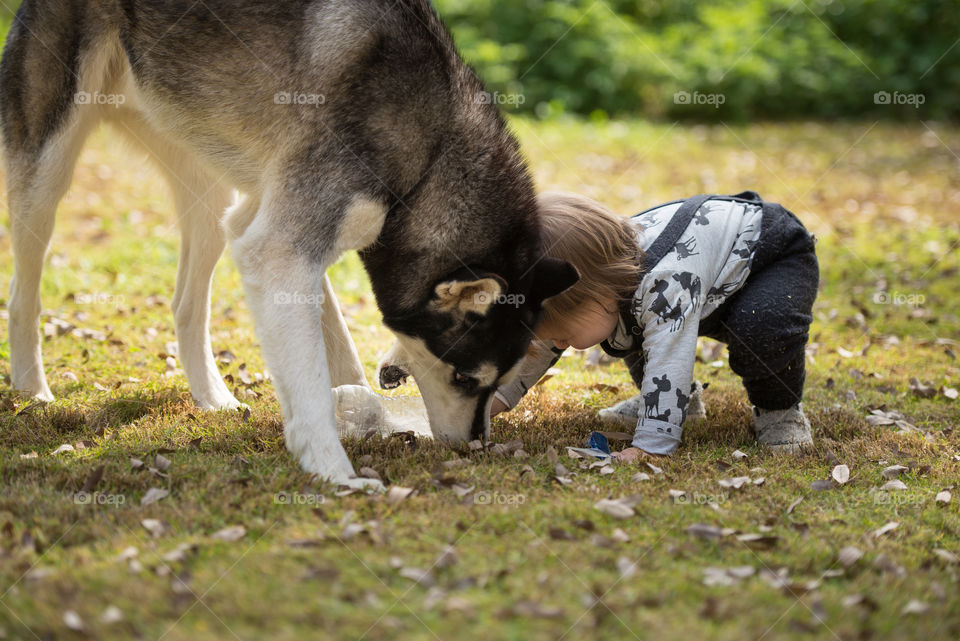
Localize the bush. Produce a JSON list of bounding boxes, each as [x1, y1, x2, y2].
[[434, 0, 960, 120], [1, 0, 955, 120]]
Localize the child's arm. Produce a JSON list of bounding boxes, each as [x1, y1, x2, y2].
[[492, 340, 565, 414], [632, 283, 701, 455]]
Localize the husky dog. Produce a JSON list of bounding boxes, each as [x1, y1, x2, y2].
[[1, 0, 577, 488]]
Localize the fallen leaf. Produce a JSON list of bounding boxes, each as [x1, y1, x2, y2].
[[385, 486, 414, 506], [718, 476, 751, 489], [399, 566, 435, 587], [141, 519, 167, 537], [141, 487, 169, 506], [613, 447, 641, 463], [786, 496, 803, 514], [832, 464, 850, 485], [881, 465, 909, 479], [901, 600, 930, 615], [63, 610, 85, 632], [211, 525, 246, 541], [594, 498, 636, 519], [879, 480, 908, 491], [736, 533, 779, 550], [838, 546, 863, 568], [687, 523, 726, 541], [358, 467, 382, 482], [933, 549, 959, 565], [100, 605, 123, 624], [154, 454, 172, 471], [872, 521, 899, 539]]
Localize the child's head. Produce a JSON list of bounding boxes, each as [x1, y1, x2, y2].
[[535, 191, 642, 349]]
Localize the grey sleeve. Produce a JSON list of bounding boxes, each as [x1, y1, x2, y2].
[[494, 341, 565, 410]]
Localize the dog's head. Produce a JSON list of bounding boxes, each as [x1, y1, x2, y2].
[[380, 257, 577, 443]]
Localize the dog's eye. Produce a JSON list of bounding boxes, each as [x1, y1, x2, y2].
[[452, 370, 477, 387]]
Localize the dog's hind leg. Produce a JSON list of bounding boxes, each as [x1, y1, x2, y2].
[[5, 113, 98, 401], [168, 170, 241, 410], [321, 275, 368, 388], [111, 113, 241, 410], [227, 191, 386, 489]]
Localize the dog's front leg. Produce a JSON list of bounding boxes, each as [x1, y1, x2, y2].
[[227, 196, 381, 491]]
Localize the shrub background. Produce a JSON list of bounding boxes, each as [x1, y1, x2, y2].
[[1, 0, 957, 120]]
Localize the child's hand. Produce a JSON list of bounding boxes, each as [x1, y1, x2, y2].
[[490, 397, 508, 417], [613, 447, 667, 463]]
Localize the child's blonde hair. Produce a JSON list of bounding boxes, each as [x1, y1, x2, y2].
[[537, 191, 642, 327]]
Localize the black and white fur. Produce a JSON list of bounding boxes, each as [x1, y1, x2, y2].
[[0, 0, 576, 488]]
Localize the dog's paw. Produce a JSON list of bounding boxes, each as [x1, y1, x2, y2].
[[193, 394, 246, 412], [378, 364, 410, 390]]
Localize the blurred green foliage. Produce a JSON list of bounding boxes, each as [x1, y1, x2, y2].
[[1, 0, 956, 120], [435, 0, 959, 120]]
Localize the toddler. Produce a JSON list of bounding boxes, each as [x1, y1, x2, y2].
[[492, 191, 819, 455]]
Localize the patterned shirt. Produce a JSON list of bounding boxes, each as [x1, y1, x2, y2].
[[494, 197, 764, 454]]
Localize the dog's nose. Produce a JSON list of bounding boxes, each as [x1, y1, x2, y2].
[[378, 364, 409, 389]]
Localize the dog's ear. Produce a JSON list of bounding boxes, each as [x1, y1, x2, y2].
[[529, 257, 579, 306], [432, 276, 505, 316]]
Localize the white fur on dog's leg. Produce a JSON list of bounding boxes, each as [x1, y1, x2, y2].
[[321, 275, 368, 388], [228, 203, 361, 486], [127, 121, 242, 412], [7, 114, 96, 402]]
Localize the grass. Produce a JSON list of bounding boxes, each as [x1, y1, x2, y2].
[[0, 117, 958, 640]]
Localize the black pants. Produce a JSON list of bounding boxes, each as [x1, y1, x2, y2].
[[625, 201, 819, 410]]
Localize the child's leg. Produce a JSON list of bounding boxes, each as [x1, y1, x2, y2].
[[710, 206, 818, 449]]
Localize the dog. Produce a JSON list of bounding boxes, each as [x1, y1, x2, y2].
[[1, 0, 577, 488]]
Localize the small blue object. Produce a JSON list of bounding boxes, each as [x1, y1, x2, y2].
[[587, 431, 610, 455]]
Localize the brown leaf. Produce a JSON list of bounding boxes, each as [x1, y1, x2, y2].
[[80, 465, 105, 493], [358, 467, 382, 482], [385, 486, 414, 506]]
